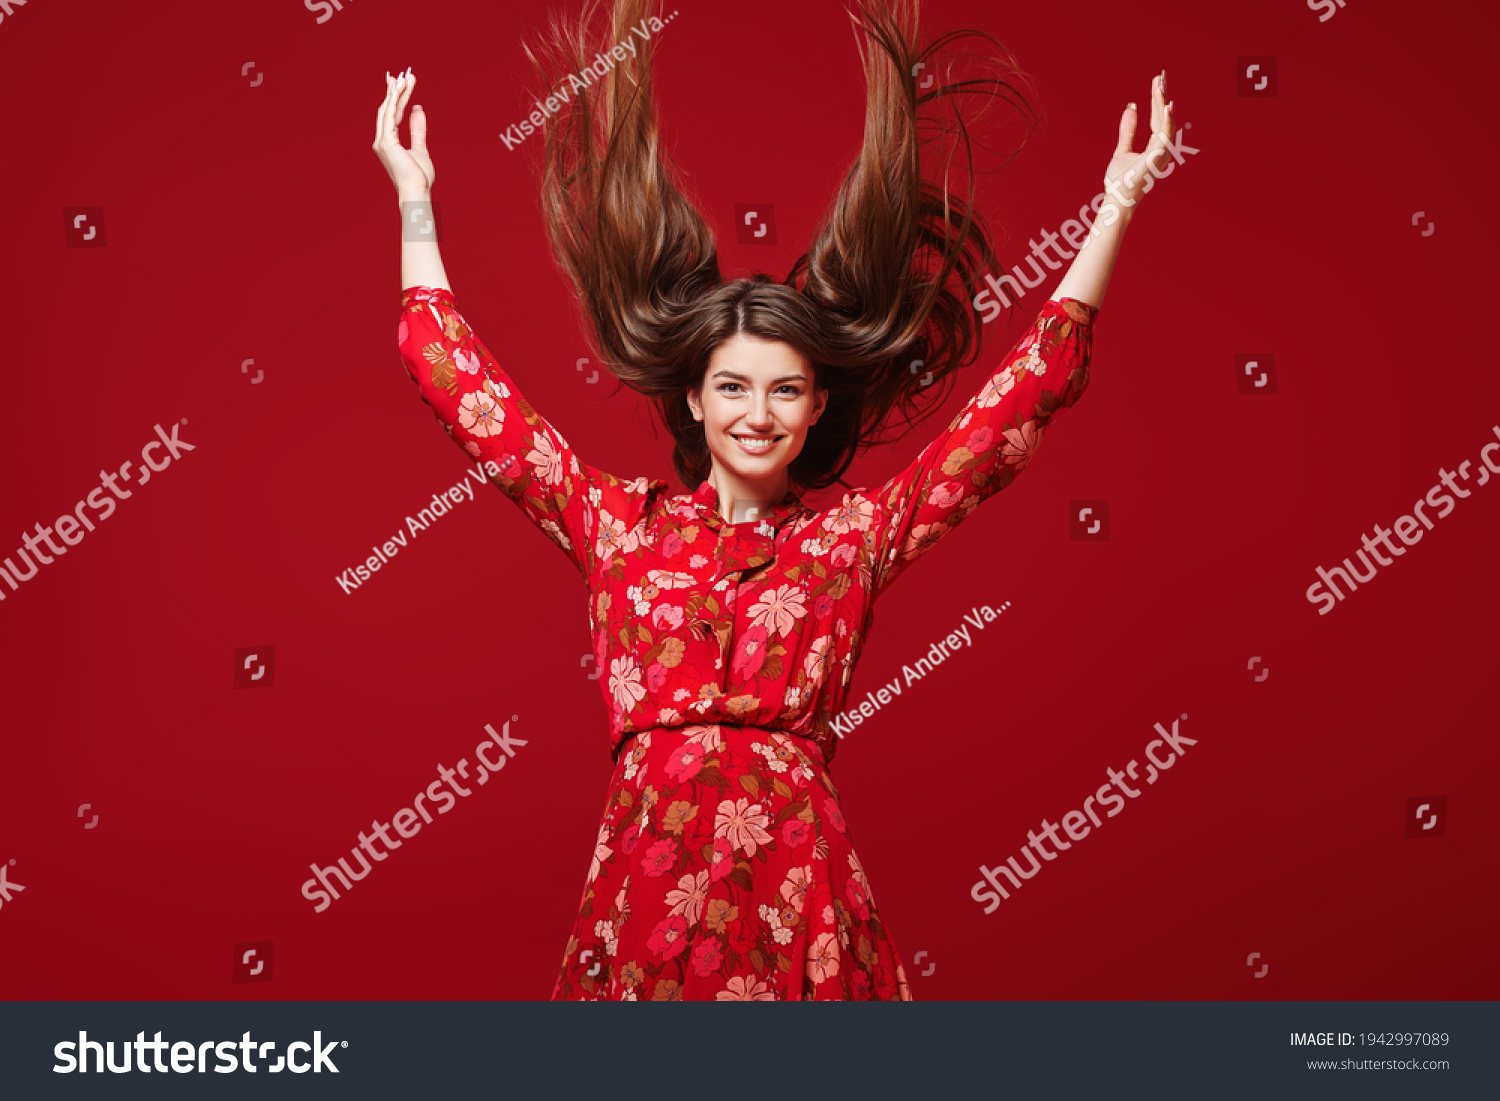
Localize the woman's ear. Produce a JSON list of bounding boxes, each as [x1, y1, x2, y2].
[[811, 386, 829, 425], [686, 386, 703, 422]]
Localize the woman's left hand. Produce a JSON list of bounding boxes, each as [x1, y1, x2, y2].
[[1101, 70, 1176, 215]]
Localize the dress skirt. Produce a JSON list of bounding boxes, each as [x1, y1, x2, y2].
[[551, 722, 913, 1001]]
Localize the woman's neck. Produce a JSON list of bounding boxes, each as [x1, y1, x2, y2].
[[708, 461, 791, 524]]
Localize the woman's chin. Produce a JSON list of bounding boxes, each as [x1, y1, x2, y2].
[[716, 450, 789, 481]]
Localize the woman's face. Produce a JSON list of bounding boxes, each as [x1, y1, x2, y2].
[[687, 333, 827, 484]]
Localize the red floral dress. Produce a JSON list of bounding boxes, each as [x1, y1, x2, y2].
[[397, 285, 1097, 1000]]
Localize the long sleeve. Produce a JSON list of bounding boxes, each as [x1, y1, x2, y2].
[[397, 285, 662, 581], [857, 296, 1098, 598]]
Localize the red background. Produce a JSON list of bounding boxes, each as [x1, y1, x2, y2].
[[1, 0, 1496, 1000]]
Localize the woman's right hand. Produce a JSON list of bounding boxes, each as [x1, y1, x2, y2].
[[374, 68, 434, 198]]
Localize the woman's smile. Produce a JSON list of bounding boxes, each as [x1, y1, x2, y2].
[[731, 433, 784, 455]]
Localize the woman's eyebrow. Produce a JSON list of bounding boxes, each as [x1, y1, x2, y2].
[[709, 369, 809, 383]]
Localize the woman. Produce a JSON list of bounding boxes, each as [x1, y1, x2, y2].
[[373, 0, 1174, 1000]]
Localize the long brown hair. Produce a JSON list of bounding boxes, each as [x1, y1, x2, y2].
[[519, 0, 1037, 492]]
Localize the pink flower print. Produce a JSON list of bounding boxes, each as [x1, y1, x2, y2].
[[645, 662, 669, 692], [646, 913, 690, 961], [608, 656, 647, 715], [829, 543, 855, 568], [928, 481, 964, 509], [708, 837, 736, 882], [641, 838, 678, 878], [782, 818, 811, 848], [495, 452, 522, 479], [1000, 418, 1042, 469], [822, 496, 874, 535], [526, 431, 565, 485], [690, 937, 724, 977], [975, 366, 1017, 408], [966, 425, 995, 453], [595, 509, 643, 562], [780, 865, 813, 913], [454, 347, 481, 375], [748, 584, 809, 638], [845, 874, 871, 920], [714, 796, 773, 858], [620, 822, 642, 856], [807, 931, 841, 985], [456, 388, 504, 437], [663, 742, 704, 782], [665, 870, 712, 926], [661, 531, 685, 558], [822, 797, 846, 834], [716, 974, 775, 1001], [732, 624, 770, 679], [803, 641, 833, 691], [588, 821, 612, 882], [652, 604, 685, 630]]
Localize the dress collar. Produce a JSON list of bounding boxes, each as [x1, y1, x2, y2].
[[690, 477, 804, 534]]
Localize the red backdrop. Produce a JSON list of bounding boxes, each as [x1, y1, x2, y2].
[[1, 0, 1495, 1000]]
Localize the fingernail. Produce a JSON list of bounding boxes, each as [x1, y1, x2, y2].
[[1128, 102, 1136, 110]]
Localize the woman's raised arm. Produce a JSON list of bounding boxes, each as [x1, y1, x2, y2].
[[376, 71, 661, 581], [855, 71, 1175, 598]]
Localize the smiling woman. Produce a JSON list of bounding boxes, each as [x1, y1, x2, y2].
[[373, 0, 1175, 1001], [688, 335, 829, 519]]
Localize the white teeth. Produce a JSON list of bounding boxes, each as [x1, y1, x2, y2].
[[734, 435, 779, 453]]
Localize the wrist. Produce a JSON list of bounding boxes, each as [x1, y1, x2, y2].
[[398, 188, 432, 206]]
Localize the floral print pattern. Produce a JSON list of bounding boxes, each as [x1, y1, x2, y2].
[[398, 284, 1097, 999]]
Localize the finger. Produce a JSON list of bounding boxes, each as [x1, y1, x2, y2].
[[1150, 73, 1164, 141], [410, 100, 428, 159], [1116, 100, 1138, 157], [376, 71, 395, 148], [374, 71, 390, 147], [395, 68, 415, 131]]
